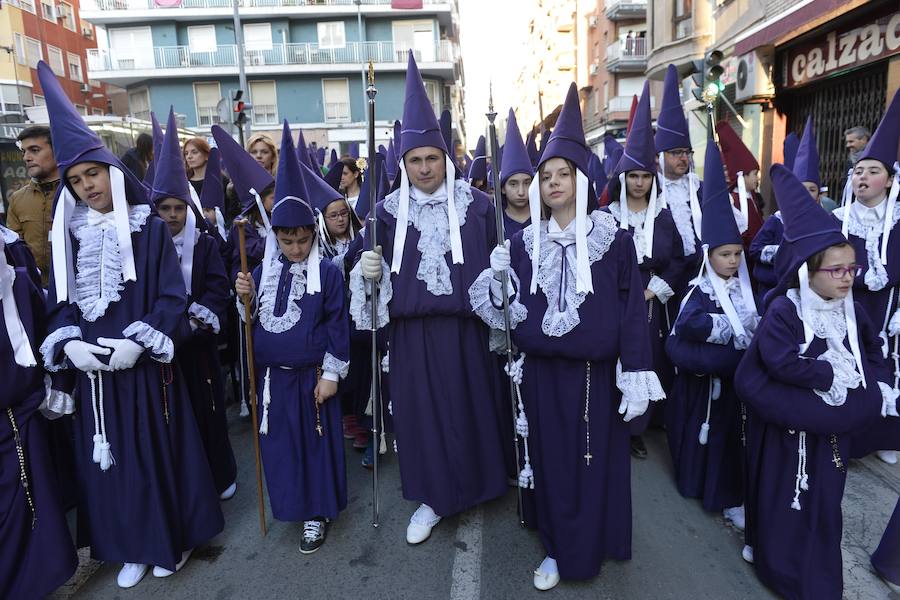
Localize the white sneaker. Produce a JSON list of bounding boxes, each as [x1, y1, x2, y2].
[[533, 556, 560, 591], [877, 450, 898, 465], [742, 545, 754, 564], [406, 504, 441, 544], [723, 505, 745, 531], [219, 482, 237, 500], [117, 563, 148, 588], [152, 548, 193, 577]]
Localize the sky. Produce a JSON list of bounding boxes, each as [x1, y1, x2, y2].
[[458, 0, 530, 153]]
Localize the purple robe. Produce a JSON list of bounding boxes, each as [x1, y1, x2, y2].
[[230, 219, 266, 409], [873, 496, 900, 586], [176, 231, 237, 495], [749, 212, 783, 298], [1, 267, 77, 599], [41, 205, 224, 571], [250, 255, 349, 521], [502, 210, 530, 242], [349, 183, 509, 517], [735, 295, 885, 600]]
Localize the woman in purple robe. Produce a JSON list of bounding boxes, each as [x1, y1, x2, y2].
[[735, 164, 890, 600], [469, 82, 664, 591]]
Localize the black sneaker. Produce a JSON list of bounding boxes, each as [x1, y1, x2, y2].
[[300, 519, 326, 554], [630, 435, 648, 459]]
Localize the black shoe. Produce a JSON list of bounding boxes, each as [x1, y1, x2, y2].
[[300, 519, 326, 554], [630, 435, 648, 459]]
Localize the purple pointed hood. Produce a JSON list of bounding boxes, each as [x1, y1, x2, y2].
[[701, 134, 741, 249], [500, 108, 533, 187], [655, 64, 691, 152], [468, 135, 487, 181], [327, 148, 339, 171], [348, 141, 360, 160], [857, 87, 900, 168], [440, 109, 453, 157], [540, 82, 589, 174], [614, 80, 655, 176], [211, 124, 274, 210], [150, 107, 193, 207], [793, 115, 821, 188], [303, 162, 343, 214], [200, 147, 225, 212], [316, 146, 326, 168], [385, 138, 398, 181], [783, 132, 800, 170], [603, 134, 624, 177], [272, 121, 313, 229], [399, 51, 447, 157], [143, 111, 165, 186], [323, 162, 343, 194], [525, 130, 540, 169], [295, 128, 314, 171], [588, 152, 607, 199]]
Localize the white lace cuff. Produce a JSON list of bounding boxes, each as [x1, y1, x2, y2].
[[647, 275, 675, 305], [123, 320, 174, 363], [813, 347, 862, 407], [706, 314, 734, 345], [39, 376, 75, 419], [188, 302, 221, 334], [39, 325, 81, 372], [349, 257, 392, 330], [322, 352, 350, 380], [468, 268, 528, 332], [760, 245, 779, 264], [864, 234, 889, 291], [235, 291, 258, 323], [616, 361, 666, 418]]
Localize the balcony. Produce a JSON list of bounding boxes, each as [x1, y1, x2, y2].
[[80, 0, 454, 26], [605, 38, 647, 72], [87, 40, 456, 86], [604, 0, 646, 21], [606, 94, 654, 114]]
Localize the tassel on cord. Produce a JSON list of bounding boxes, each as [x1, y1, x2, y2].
[[88, 371, 114, 471], [378, 367, 387, 455], [513, 383, 534, 489], [89, 371, 101, 464], [790, 430, 808, 511], [259, 367, 271, 435], [699, 375, 718, 446]]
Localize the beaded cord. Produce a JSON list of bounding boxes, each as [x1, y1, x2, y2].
[[8, 407, 36, 529]]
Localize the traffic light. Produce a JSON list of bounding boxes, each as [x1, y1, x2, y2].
[[232, 89, 251, 126], [691, 50, 725, 104]]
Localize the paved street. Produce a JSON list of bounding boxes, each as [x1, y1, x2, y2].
[[53, 404, 900, 599]]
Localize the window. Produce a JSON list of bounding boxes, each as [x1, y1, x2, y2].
[[67, 52, 83, 82], [392, 20, 435, 62], [188, 25, 217, 54], [92, 108, 103, 116], [109, 27, 154, 70], [249, 80, 277, 125], [40, 0, 56, 21], [128, 88, 150, 120], [58, 1, 76, 31], [243, 23, 272, 51], [47, 46, 65, 77], [0, 85, 28, 113], [674, 0, 692, 40], [193, 81, 221, 127], [602, 80, 609, 107], [317, 22, 345, 49], [33, 95, 45, 106], [14, 34, 26, 66], [322, 78, 350, 123], [24, 38, 42, 69], [8, 0, 37, 13], [423, 79, 440, 117], [75, 104, 87, 116]]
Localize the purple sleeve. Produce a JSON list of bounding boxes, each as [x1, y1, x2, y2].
[[617, 231, 654, 372], [758, 298, 833, 390]]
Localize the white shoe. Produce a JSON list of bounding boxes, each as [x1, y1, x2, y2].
[[533, 556, 560, 591], [877, 450, 898, 465], [117, 563, 148, 588], [152, 548, 193, 578], [723, 505, 746, 531], [406, 504, 441, 544], [742, 545, 754, 564], [219, 482, 237, 500]]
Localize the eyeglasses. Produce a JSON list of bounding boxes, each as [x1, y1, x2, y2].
[[665, 149, 693, 157], [325, 209, 350, 221], [815, 265, 862, 279]]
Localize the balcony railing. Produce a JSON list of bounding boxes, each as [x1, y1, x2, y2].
[[604, 0, 646, 20], [324, 101, 350, 122], [607, 95, 655, 113], [87, 40, 454, 72], [82, 0, 445, 10], [605, 38, 648, 72]]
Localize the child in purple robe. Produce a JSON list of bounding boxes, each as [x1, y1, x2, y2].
[[470, 83, 664, 591], [499, 109, 533, 241], [235, 124, 349, 554], [666, 136, 760, 530], [736, 164, 892, 600]]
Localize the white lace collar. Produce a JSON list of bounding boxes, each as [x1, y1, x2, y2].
[[692, 272, 758, 333], [384, 180, 474, 296], [69, 202, 151, 322], [663, 177, 698, 255], [522, 211, 617, 337], [0, 224, 18, 244], [171, 228, 200, 260], [786, 288, 847, 341], [834, 196, 900, 237], [258, 256, 307, 334], [607, 200, 663, 264]]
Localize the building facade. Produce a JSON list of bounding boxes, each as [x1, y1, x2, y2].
[[80, 0, 465, 154]]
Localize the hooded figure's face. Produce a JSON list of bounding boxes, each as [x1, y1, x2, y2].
[[503, 173, 532, 211], [275, 227, 315, 263], [809, 244, 857, 300], [404, 146, 446, 194], [709, 244, 742, 280], [852, 159, 891, 204], [663, 148, 691, 178], [539, 158, 575, 213], [157, 197, 187, 236], [66, 161, 112, 213]]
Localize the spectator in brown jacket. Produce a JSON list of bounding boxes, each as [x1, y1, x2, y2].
[[6, 125, 59, 286]]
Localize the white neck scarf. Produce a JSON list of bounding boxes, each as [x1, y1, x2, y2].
[[0, 242, 36, 367], [841, 163, 900, 266]]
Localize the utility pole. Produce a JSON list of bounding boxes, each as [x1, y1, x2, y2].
[[232, 0, 251, 142]]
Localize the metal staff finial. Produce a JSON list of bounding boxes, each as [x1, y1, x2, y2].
[[487, 80, 496, 123]]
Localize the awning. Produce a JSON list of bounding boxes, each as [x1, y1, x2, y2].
[[734, 0, 868, 55]]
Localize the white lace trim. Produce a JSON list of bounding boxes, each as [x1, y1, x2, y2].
[[322, 352, 350, 379], [468, 268, 528, 331], [258, 259, 306, 334], [648, 275, 675, 304], [785, 289, 847, 341], [1, 224, 19, 244], [813, 346, 862, 407], [607, 200, 665, 265], [188, 302, 221, 334], [706, 313, 733, 345], [69, 203, 152, 322], [330, 238, 351, 277], [383, 183, 474, 296], [693, 274, 759, 336], [616, 364, 666, 408], [523, 212, 617, 337], [123, 320, 174, 363], [664, 178, 697, 255], [39, 376, 75, 419], [760, 245, 779, 265], [349, 257, 392, 330], [39, 325, 81, 372]]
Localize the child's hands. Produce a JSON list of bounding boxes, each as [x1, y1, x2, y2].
[[235, 272, 255, 296], [315, 378, 338, 405]]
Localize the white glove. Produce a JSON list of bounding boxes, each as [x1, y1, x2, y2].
[[490, 241, 511, 275], [889, 309, 900, 337], [734, 333, 751, 350], [504, 352, 526, 385], [879, 382, 900, 417], [97, 337, 144, 370], [711, 376, 721, 401], [618, 395, 649, 423], [361, 247, 383, 281], [381, 351, 390, 373], [63, 340, 111, 372]]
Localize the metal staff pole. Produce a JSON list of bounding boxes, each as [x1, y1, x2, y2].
[[486, 85, 525, 527], [365, 61, 382, 528]]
